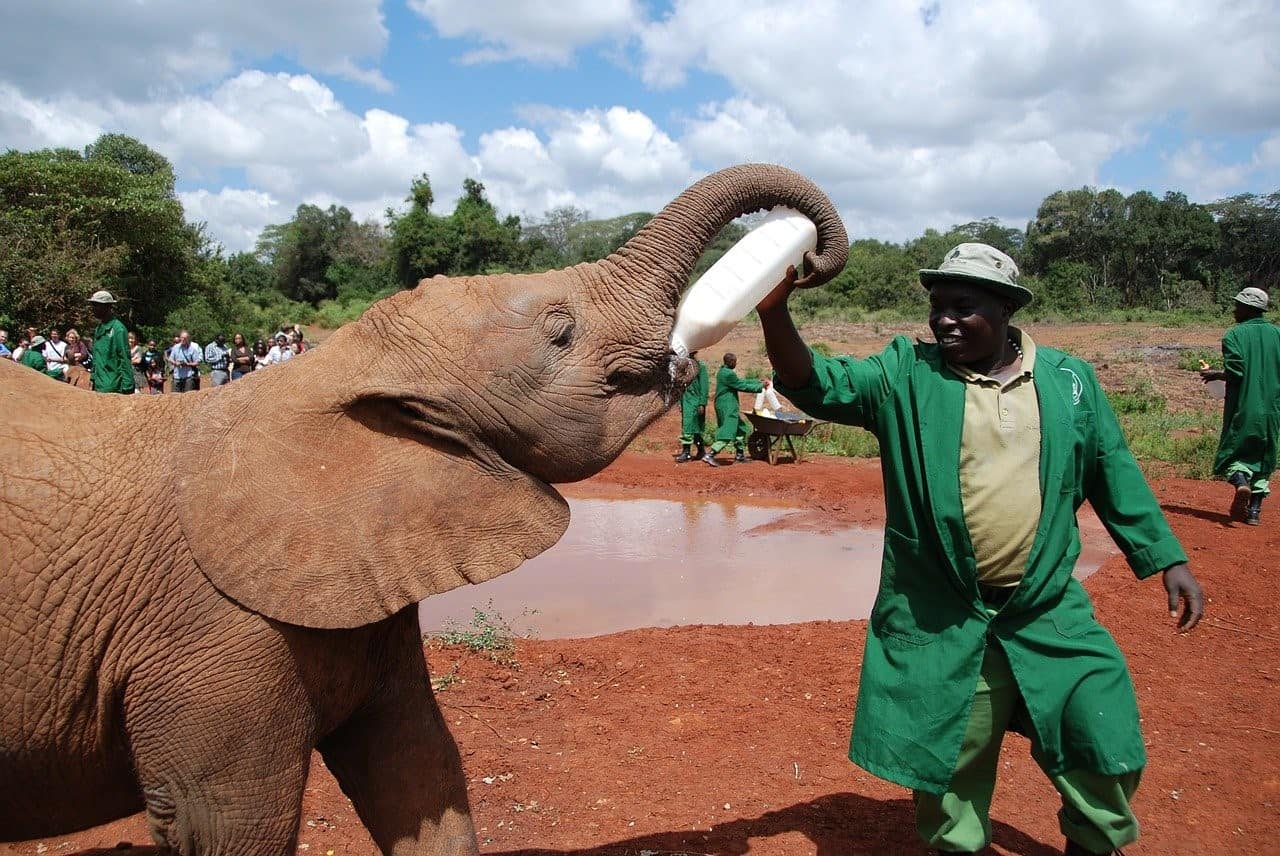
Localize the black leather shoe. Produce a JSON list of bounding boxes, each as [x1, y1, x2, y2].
[[1229, 472, 1252, 519], [734, 452, 747, 463], [703, 453, 720, 468], [1246, 492, 1263, 526]]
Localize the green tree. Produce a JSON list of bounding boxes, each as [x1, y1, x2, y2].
[[389, 175, 526, 285], [1208, 192, 1280, 292], [0, 136, 195, 332], [950, 218, 1025, 261], [258, 204, 388, 304], [84, 133, 176, 191]]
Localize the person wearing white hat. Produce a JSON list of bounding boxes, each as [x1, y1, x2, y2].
[[1200, 287, 1278, 525], [88, 290, 134, 394], [18, 335, 49, 373], [757, 243, 1204, 856]]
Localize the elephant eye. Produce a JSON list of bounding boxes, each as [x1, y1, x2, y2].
[[543, 312, 575, 348]]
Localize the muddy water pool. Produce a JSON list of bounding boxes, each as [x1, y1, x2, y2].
[[417, 497, 1118, 640]]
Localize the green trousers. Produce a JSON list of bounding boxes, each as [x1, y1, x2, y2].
[[1226, 461, 1270, 495], [914, 643, 1141, 853]]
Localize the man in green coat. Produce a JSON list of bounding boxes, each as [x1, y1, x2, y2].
[[1200, 287, 1279, 525], [703, 352, 764, 466], [675, 354, 709, 462], [758, 243, 1204, 855], [18, 335, 49, 373], [87, 290, 134, 394]]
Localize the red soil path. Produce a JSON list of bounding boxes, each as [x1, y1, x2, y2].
[[6, 452, 1277, 856]]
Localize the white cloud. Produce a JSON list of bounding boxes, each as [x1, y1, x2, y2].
[[1163, 136, 1280, 203], [181, 188, 284, 254], [0, 0, 389, 97], [642, 0, 1280, 140], [3, 0, 1279, 254], [408, 0, 642, 64]]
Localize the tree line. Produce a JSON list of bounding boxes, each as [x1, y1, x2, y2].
[[2, 134, 1276, 344]]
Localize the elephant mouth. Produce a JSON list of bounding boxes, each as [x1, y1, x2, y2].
[[666, 354, 698, 403]]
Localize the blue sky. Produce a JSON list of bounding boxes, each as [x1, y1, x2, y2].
[[2, 0, 1278, 252]]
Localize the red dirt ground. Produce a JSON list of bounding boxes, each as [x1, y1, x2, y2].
[[6, 453, 1277, 856], [5, 322, 1277, 855]]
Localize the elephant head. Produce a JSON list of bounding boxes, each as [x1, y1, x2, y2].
[[177, 163, 847, 629]]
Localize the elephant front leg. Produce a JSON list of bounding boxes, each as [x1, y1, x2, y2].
[[318, 673, 479, 856]]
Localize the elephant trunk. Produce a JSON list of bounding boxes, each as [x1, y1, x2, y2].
[[602, 163, 849, 311]]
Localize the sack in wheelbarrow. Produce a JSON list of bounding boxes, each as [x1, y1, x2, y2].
[[752, 387, 782, 415]]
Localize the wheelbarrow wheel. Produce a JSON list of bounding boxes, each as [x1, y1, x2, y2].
[[747, 433, 771, 462]]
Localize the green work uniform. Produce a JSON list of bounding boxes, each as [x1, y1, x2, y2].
[[18, 349, 47, 373], [679, 359, 709, 445], [91, 316, 134, 394], [710, 364, 763, 452], [776, 337, 1186, 797], [1213, 317, 1280, 495]]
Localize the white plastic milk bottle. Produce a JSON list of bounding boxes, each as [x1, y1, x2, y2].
[[669, 206, 818, 358]]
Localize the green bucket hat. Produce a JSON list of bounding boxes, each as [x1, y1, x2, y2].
[[919, 242, 1033, 307]]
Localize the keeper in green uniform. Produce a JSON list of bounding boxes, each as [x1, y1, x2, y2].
[[1200, 287, 1279, 526], [675, 354, 709, 462], [758, 243, 1205, 856], [18, 335, 49, 373], [703, 353, 765, 466], [87, 290, 134, 394]]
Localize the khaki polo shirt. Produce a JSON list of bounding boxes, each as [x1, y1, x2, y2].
[[948, 329, 1041, 587]]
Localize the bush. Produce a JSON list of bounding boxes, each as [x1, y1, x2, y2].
[[1176, 347, 1222, 372], [808, 423, 879, 458]]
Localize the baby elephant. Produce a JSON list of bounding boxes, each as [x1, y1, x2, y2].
[[0, 163, 847, 853]]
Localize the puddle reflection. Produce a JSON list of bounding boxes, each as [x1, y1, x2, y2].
[[417, 498, 1117, 640]]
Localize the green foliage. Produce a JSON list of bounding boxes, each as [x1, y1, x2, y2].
[[1106, 381, 1167, 415], [0, 136, 196, 333], [1176, 348, 1223, 372], [1207, 192, 1280, 290], [808, 423, 880, 458], [5, 134, 1276, 345], [437, 604, 522, 666], [84, 133, 176, 189], [389, 175, 523, 285], [257, 204, 391, 304]]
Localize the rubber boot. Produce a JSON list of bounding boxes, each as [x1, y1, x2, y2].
[[674, 444, 692, 463], [734, 449, 747, 463], [694, 439, 705, 460], [1246, 492, 1263, 526], [703, 451, 720, 467], [1228, 471, 1252, 519]]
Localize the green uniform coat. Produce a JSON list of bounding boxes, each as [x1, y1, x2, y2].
[[92, 316, 134, 393], [712, 365, 763, 444], [1213, 318, 1280, 482], [777, 337, 1187, 794], [18, 349, 47, 373], [680, 359, 709, 440]]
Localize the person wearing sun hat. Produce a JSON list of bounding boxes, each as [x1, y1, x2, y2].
[[18, 335, 49, 373], [87, 290, 134, 394], [1200, 286, 1279, 525], [756, 242, 1204, 855]]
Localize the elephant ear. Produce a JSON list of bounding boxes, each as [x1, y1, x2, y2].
[[174, 366, 569, 630]]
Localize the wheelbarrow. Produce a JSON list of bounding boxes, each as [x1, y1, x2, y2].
[[743, 411, 826, 465]]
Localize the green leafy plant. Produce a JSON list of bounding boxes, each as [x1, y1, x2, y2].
[[436, 603, 534, 667], [1176, 347, 1223, 372]]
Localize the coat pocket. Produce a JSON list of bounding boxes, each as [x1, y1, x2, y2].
[[870, 526, 936, 647], [1050, 601, 1097, 638]]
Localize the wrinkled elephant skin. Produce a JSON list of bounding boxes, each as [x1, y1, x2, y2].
[[0, 164, 847, 854]]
